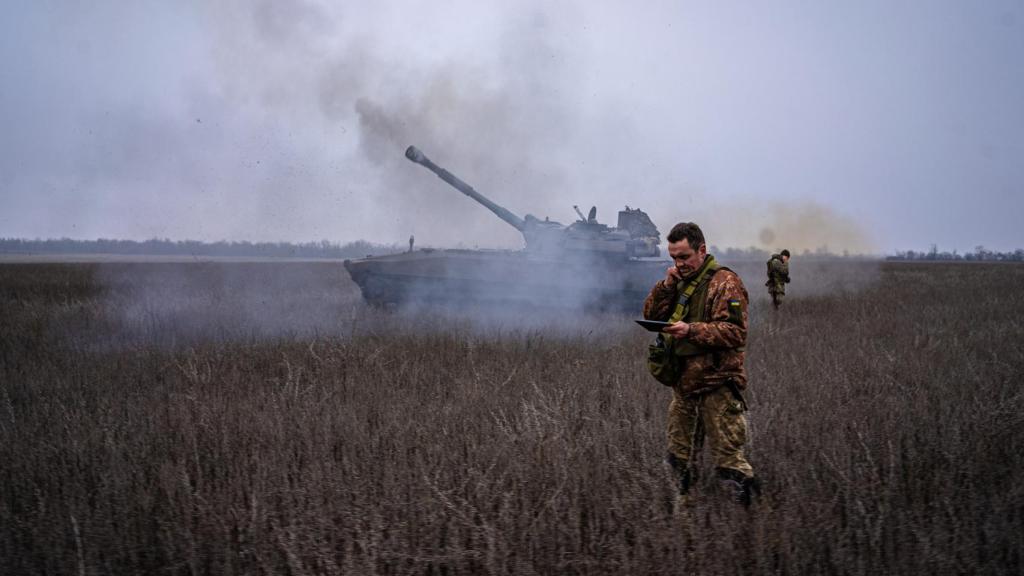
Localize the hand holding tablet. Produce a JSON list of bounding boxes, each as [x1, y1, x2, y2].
[[635, 319, 673, 332]]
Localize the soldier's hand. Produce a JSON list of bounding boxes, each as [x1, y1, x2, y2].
[[663, 321, 690, 338], [664, 265, 684, 288]]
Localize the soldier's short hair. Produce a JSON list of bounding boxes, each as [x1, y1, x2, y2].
[[667, 222, 705, 248], [780, 249, 790, 258]]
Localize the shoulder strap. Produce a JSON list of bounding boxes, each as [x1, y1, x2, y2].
[[668, 263, 723, 323]]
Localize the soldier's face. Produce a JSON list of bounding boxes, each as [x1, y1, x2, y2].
[[668, 239, 706, 277]]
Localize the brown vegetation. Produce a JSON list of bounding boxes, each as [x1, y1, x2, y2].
[[1, 261, 1022, 575]]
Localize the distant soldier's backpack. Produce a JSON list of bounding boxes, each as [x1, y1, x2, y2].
[[765, 255, 779, 285]]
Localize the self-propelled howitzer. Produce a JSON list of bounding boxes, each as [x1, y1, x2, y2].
[[342, 145, 668, 312]]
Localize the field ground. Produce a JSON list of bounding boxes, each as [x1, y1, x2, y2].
[[1, 260, 1022, 575]]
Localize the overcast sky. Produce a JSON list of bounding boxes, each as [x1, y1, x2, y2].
[[1, 0, 1021, 253]]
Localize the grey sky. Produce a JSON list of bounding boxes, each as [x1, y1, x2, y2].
[[1, 0, 1021, 253]]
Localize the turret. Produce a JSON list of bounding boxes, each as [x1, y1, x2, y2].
[[404, 145, 660, 258]]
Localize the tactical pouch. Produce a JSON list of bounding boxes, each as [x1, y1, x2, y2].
[[647, 334, 682, 386]]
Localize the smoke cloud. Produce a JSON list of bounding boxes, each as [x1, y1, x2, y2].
[[204, 0, 585, 249], [202, 0, 878, 255], [691, 200, 874, 255]]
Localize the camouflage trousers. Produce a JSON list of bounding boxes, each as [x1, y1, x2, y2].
[[667, 384, 754, 478], [769, 288, 784, 309]]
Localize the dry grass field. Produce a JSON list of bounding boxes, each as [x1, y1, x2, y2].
[[1, 260, 1022, 575]]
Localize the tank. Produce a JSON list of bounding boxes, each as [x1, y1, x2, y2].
[[343, 145, 668, 312]]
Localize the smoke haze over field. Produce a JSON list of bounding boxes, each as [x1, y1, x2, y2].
[[1, 0, 1022, 253]]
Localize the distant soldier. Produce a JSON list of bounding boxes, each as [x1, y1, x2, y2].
[[408, 235, 415, 253], [766, 249, 791, 309], [643, 222, 758, 507]]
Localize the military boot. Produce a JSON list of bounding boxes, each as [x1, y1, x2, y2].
[[664, 453, 694, 510], [717, 468, 760, 507]]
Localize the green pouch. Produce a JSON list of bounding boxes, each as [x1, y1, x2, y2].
[[647, 334, 681, 386]]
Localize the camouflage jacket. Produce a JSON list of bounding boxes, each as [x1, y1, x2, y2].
[[643, 266, 749, 394], [766, 257, 789, 293]]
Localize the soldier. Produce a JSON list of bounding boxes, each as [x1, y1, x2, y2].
[[643, 222, 758, 507], [766, 249, 791, 309]]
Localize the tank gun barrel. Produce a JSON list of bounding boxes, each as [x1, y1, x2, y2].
[[405, 145, 526, 232]]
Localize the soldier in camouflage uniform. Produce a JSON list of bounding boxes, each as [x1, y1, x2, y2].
[[766, 249, 791, 309], [643, 222, 758, 506]]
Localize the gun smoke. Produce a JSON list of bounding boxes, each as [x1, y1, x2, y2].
[[197, 0, 878, 255]]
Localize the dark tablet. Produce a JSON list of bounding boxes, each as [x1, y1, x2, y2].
[[635, 319, 673, 332]]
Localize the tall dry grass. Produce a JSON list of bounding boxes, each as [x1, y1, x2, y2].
[[1, 261, 1022, 575]]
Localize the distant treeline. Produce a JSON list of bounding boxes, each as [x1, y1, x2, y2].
[[709, 245, 874, 261], [0, 238, 885, 261], [887, 245, 1024, 262], [0, 238, 402, 259]]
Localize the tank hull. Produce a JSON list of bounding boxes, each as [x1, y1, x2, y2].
[[343, 250, 667, 314]]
